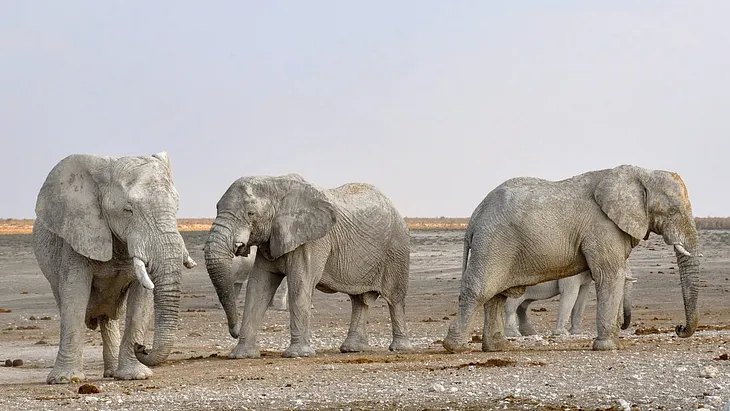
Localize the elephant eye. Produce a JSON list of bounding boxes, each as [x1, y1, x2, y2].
[[247, 211, 255, 218], [123, 205, 133, 215]]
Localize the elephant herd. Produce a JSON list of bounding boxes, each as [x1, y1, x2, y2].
[[31, 152, 701, 384]]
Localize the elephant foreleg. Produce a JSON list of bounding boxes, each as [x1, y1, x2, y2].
[[592, 267, 627, 350], [282, 264, 324, 358], [100, 317, 121, 378], [231, 267, 284, 359], [482, 294, 509, 352], [115, 283, 153, 380], [340, 292, 376, 353], [47, 257, 93, 384]]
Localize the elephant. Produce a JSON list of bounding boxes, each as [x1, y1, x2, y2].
[[231, 246, 289, 312], [503, 270, 636, 337], [33, 152, 196, 384], [443, 165, 701, 353], [204, 174, 412, 358]]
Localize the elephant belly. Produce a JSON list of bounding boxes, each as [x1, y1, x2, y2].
[[317, 266, 380, 296], [85, 265, 136, 325]]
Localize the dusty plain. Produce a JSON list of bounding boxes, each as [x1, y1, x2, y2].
[[0, 220, 729, 410]]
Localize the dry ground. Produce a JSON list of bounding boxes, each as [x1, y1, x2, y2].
[[0, 229, 729, 410]]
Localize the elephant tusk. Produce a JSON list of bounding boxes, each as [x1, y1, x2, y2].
[[673, 244, 691, 257], [184, 255, 197, 269], [625, 275, 638, 283], [133, 257, 155, 290]]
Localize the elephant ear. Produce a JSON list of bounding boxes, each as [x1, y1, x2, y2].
[[151, 151, 173, 180], [269, 182, 337, 259], [35, 154, 114, 261], [594, 165, 650, 241]]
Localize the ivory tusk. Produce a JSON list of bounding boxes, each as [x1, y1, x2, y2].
[[673, 243, 691, 257], [625, 275, 638, 283], [133, 257, 155, 290], [184, 255, 197, 269]]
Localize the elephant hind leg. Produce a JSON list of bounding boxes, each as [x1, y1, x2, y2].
[[482, 294, 509, 351], [340, 292, 377, 353], [386, 295, 412, 351], [516, 299, 537, 336]]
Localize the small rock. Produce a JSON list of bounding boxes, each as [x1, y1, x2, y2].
[[449, 387, 458, 393], [705, 396, 723, 407], [3, 360, 11, 367], [429, 383, 445, 392], [29, 316, 37, 320], [78, 384, 101, 394], [699, 365, 719, 378], [11, 359, 22, 367], [616, 398, 631, 411]]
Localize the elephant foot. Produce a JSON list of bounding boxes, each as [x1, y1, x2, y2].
[[518, 323, 537, 336], [482, 335, 509, 352], [388, 337, 412, 352], [552, 327, 570, 336], [46, 368, 85, 384], [340, 335, 370, 353], [442, 335, 470, 353], [504, 328, 521, 338], [229, 344, 260, 359], [592, 338, 618, 351], [114, 363, 153, 380], [103, 367, 116, 378], [569, 327, 583, 335], [283, 343, 316, 358]]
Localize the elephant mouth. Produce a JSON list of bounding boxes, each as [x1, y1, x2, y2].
[[234, 243, 251, 257]]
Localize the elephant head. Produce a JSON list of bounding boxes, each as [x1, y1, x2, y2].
[[595, 165, 700, 338], [35, 152, 194, 365], [204, 174, 336, 338]]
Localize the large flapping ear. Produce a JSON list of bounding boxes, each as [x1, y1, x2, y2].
[[269, 181, 337, 259], [151, 151, 173, 180], [594, 165, 650, 241], [35, 154, 113, 261]]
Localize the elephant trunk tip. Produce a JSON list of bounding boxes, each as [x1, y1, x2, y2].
[[675, 313, 698, 338], [134, 343, 168, 366]]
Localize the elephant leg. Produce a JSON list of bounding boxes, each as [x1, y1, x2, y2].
[[516, 299, 537, 336], [503, 296, 523, 337], [282, 257, 325, 358], [443, 262, 488, 353], [231, 267, 284, 359], [570, 282, 592, 334], [269, 280, 289, 311], [482, 294, 509, 352], [340, 292, 377, 353], [591, 267, 627, 351], [554, 283, 580, 336], [100, 316, 120, 378], [115, 283, 154, 380], [386, 296, 412, 351], [47, 254, 92, 384]]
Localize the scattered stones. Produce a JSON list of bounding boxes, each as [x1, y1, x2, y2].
[[699, 365, 719, 378], [78, 384, 101, 394], [429, 383, 445, 392]]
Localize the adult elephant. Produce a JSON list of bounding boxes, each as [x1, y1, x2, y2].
[[33, 152, 196, 384], [503, 270, 636, 337], [204, 174, 411, 358], [443, 165, 701, 353]]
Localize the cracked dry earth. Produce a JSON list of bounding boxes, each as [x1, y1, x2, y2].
[[1, 230, 730, 410]]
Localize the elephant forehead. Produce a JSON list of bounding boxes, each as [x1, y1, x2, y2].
[[669, 172, 689, 202]]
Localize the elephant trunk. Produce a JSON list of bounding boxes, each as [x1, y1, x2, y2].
[[135, 235, 184, 366], [204, 222, 239, 339], [675, 246, 700, 338]]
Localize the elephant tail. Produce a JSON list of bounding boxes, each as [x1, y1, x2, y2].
[[462, 231, 472, 274]]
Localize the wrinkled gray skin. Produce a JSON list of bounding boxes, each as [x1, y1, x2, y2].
[[205, 174, 411, 358], [504, 270, 636, 337], [231, 246, 289, 312], [443, 165, 701, 353], [33, 152, 196, 384]]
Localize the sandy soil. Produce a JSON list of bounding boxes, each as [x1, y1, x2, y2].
[[0, 230, 729, 410]]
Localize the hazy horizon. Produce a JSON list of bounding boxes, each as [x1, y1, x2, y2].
[[2, 2, 729, 219]]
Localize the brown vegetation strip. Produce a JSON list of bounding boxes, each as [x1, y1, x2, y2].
[[2, 216, 727, 235]]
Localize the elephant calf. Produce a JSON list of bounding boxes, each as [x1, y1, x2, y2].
[[205, 174, 411, 358], [504, 270, 635, 337], [33, 152, 196, 384]]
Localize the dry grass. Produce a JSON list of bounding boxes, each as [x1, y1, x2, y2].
[[1, 216, 726, 235]]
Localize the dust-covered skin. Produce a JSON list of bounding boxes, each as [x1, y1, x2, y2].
[[444, 165, 701, 354], [504, 270, 635, 337], [1, 230, 729, 410], [0, 231, 730, 411], [31, 152, 196, 384], [204, 175, 411, 359]]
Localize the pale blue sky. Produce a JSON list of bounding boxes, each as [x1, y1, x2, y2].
[[2, 2, 728, 218]]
